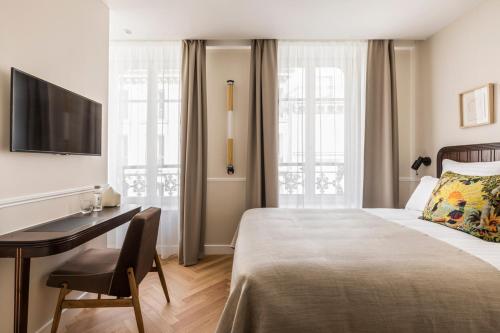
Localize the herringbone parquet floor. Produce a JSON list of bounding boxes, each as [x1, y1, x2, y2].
[[57, 255, 233, 333]]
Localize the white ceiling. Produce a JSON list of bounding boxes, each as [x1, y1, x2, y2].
[[104, 0, 484, 41]]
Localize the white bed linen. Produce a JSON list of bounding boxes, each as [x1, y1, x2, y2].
[[366, 208, 500, 270], [404, 176, 438, 211]]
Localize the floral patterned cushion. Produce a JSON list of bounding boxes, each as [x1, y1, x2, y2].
[[422, 171, 500, 242]]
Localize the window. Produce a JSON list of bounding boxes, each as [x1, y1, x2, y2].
[[108, 42, 181, 256], [278, 41, 367, 208], [119, 68, 180, 202]]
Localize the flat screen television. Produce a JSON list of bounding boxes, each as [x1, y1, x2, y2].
[[10, 68, 102, 155]]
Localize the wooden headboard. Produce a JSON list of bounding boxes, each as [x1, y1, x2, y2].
[[437, 142, 500, 176]]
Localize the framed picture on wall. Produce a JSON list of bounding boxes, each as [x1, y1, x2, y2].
[[459, 83, 494, 128]]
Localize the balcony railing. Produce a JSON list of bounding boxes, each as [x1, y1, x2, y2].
[[122, 162, 344, 198], [123, 164, 179, 198], [279, 162, 344, 196]]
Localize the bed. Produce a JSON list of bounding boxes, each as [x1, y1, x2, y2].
[[216, 143, 500, 333]]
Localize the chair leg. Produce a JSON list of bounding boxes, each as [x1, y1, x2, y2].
[[51, 284, 69, 333], [154, 250, 170, 303], [127, 267, 145, 333], [97, 293, 101, 300]]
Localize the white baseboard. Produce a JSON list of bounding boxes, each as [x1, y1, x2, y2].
[[157, 244, 234, 257], [35, 291, 88, 333], [204, 244, 234, 255]]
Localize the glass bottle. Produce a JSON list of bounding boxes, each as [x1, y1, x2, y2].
[[93, 185, 103, 212]]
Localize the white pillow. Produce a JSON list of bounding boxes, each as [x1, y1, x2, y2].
[[405, 176, 439, 212], [442, 159, 500, 176]]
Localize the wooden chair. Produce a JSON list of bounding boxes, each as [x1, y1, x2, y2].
[[46, 207, 169, 333]]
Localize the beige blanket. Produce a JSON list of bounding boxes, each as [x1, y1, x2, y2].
[[216, 209, 500, 333]]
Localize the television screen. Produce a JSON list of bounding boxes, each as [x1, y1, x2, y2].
[[10, 68, 102, 155]]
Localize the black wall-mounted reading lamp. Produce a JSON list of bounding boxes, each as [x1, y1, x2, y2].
[[411, 156, 432, 175]]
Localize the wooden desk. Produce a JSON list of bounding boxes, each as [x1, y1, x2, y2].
[[0, 204, 141, 333]]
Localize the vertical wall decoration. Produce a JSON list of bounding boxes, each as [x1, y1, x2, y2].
[[226, 80, 235, 174]]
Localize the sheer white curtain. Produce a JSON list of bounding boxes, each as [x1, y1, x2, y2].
[[278, 41, 367, 208], [108, 41, 181, 258]]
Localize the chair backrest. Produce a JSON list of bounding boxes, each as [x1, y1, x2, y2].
[[109, 207, 161, 297]]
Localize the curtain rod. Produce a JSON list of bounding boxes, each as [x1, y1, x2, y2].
[[109, 39, 252, 50], [110, 39, 415, 50]]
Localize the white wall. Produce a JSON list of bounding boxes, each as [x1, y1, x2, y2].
[[205, 48, 250, 248], [416, 0, 500, 176], [0, 0, 109, 332]]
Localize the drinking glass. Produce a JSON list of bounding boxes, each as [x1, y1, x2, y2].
[[80, 199, 94, 215]]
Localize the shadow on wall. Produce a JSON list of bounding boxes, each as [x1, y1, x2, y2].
[[0, 67, 11, 152]]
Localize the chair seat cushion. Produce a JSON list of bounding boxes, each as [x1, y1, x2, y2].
[[47, 248, 120, 294]]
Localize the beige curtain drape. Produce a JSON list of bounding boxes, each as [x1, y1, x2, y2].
[[245, 39, 279, 209], [363, 40, 399, 208], [179, 40, 207, 266]]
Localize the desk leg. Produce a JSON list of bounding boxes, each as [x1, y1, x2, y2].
[[14, 248, 30, 333]]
